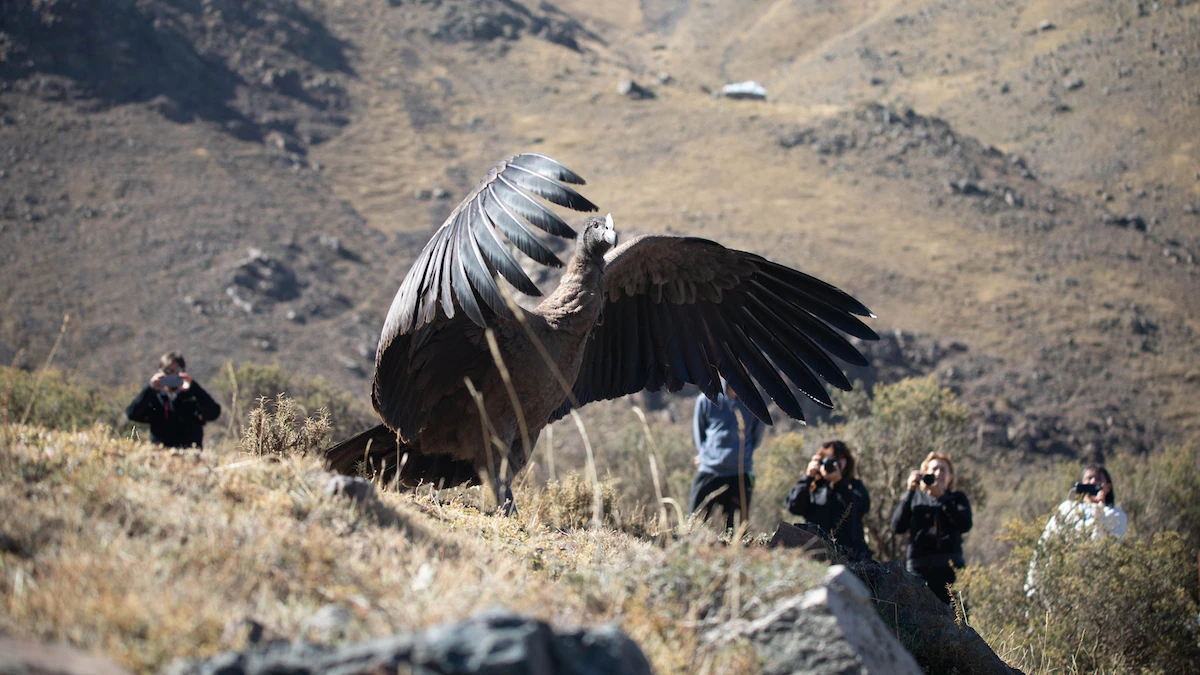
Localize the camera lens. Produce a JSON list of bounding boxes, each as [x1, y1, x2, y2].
[[921, 473, 936, 486]]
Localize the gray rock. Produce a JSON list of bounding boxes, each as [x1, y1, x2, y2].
[[303, 604, 354, 642], [852, 561, 1020, 675], [617, 79, 655, 100], [1063, 77, 1084, 91], [767, 521, 831, 561], [1038, 19, 1056, 30], [713, 565, 922, 675], [165, 608, 652, 675], [230, 249, 301, 302], [321, 473, 376, 504], [317, 233, 344, 254]]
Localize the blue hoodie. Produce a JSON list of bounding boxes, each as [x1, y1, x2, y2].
[[693, 389, 765, 477]]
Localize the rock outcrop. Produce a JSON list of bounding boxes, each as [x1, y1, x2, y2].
[[710, 565, 923, 675], [165, 608, 652, 675], [852, 561, 1021, 675]]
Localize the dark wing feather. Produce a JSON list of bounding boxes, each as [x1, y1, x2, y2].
[[374, 153, 595, 437], [550, 235, 878, 425], [386, 153, 597, 338], [372, 313, 492, 442]]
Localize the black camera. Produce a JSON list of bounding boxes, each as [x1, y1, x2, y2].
[[159, 374, 184, 389], [1072, 482, 1102, 496], [820, 456, 841, 473], [921, 473, 936, 486]]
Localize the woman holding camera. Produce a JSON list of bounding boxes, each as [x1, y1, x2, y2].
[[1042, 464, 1127, 540], [785, 440, 872, 561], [1024, 464, 1127, 598], [890, 452, 972, 604]]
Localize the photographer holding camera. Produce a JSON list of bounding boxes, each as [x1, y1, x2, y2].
[[125, 351, 221, 449], [890, 452, 973, 605], [1041, 464, 1127, 541], [1025, 464, 1127, 598], [784, 440, 872, 561]]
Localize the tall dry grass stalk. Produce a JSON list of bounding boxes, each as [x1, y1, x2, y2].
[[18, 314, 69, 426]]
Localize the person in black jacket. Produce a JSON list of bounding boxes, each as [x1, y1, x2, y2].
[[785, 440, 872, 562], [126, 351, 221, 449], [890, 451, 972, 604]]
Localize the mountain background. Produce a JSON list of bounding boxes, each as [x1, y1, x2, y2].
[[2, 0, 1199, 461]]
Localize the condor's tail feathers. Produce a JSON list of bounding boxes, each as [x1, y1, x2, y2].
[[323, 424, 482, 489]]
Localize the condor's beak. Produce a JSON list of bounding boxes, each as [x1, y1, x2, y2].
[[602, 213, 618, 247]]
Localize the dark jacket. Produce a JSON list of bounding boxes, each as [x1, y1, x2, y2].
[[126, 383, 221, 449], [890, 489, 973, 572], [785, 476, 872, 561]]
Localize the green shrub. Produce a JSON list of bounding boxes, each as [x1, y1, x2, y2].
[[1106, 444, 1200, 550], [211, 362, 376, 441], [959, 520, 1200, 674], [749, 431, 810, 532], [0, 366, 129, 431]]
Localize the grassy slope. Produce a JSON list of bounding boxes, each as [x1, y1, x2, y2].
[[0, 423, 826, 674]]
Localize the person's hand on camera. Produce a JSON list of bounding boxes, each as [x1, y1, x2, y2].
[[179, 371, 193, 391], [805, 455, 822, 480], [907, 470, 922, 492], [150, 371, 167, 391], [1084, 482, 1110, 505]]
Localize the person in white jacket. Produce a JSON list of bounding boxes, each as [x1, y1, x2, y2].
[[1042, 464, 1128, 540], [1026, 464, 1127, 596]]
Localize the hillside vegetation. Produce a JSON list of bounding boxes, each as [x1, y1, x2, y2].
[[3, 367, 1199, 673]]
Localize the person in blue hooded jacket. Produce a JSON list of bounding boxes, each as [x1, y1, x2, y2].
[[688, 379, 765, 532]]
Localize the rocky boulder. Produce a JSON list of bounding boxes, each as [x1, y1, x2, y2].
[[710, 565, 922, 675], [851, 561, 1021, 675], [165, 608, 652, 675]]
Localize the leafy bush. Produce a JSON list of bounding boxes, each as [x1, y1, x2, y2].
[[0, 366, 129, 431], [211, 361, 376, 441], [748, 431, 810, 532], [1106, 444, 1200, 550], [959, 519, 1200, 674]]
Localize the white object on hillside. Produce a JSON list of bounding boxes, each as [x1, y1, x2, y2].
[[722, 80, 768, 100]]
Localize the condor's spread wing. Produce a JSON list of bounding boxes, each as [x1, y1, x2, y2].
[[373, 153, 596, 438], [383, 153, 597, 338], [551, 235, 878, 424]]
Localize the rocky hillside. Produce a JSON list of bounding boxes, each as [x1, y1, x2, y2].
[[1, 0, 1198, 459]]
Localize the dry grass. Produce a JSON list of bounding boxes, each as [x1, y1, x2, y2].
[[0, 420, 826, 674]]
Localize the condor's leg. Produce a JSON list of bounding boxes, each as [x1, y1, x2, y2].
[[491, 429, 541, 516]]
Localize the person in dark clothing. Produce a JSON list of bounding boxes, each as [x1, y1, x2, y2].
[[126, 351, 221, 449], [689, 379, 766, 533], [785, 440, 872, 562], [890, 451, 973, 605]]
